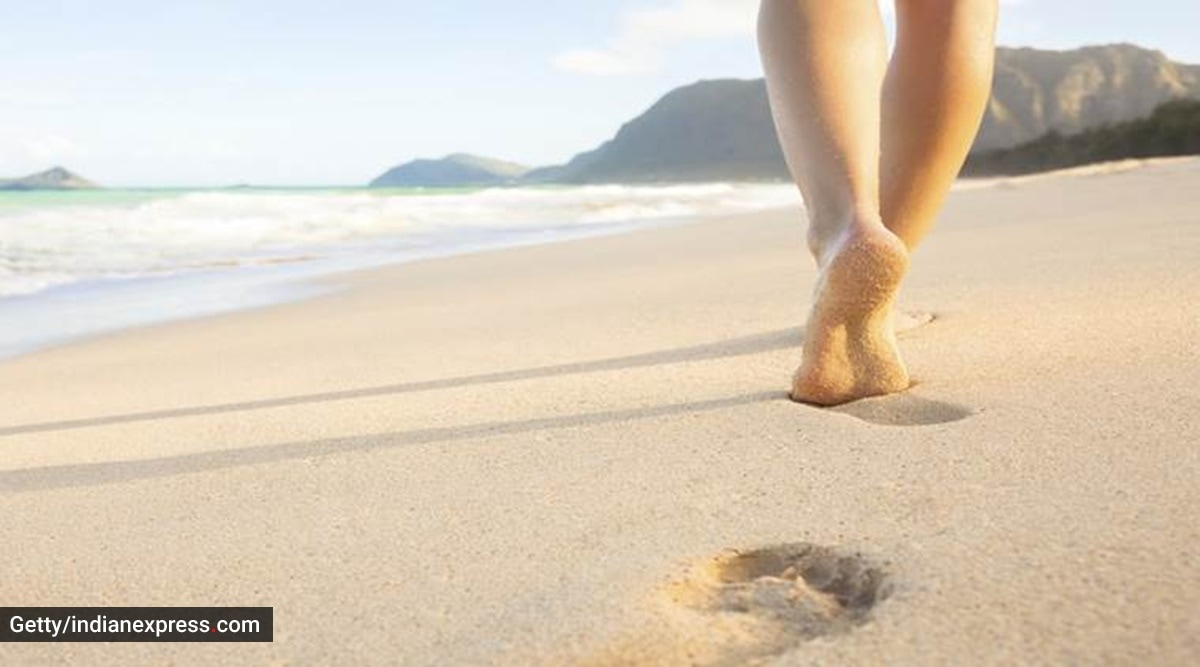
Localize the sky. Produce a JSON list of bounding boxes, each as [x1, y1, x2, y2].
[[2, 0, 1198, 186]]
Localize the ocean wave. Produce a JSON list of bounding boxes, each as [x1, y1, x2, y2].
[[0, 183, 799, 298]]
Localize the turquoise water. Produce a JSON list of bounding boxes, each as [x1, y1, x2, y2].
[[0, 183, 800, 359], [0, 185, 474, 212]]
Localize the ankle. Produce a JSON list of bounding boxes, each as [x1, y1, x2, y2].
[[805, 210, 888, 264]]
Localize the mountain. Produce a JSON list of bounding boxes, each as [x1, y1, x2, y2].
[[528, 44, 1200, 184], [0, 167, 98, 191], [978, 44, 1200, 150], [524, 79, 787, 184], [965, 98, 1200, 175], [370, 153, 530, 188]]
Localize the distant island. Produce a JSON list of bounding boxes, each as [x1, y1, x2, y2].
[[370, 153, 530, 188], [0, 167, 98, 191], [371, 43, 1200, 187]]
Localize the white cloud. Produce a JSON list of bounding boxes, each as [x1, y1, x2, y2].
[[623, 0, 758, 40], [554, 0, 757, 76], [553, 48, 660, 76]]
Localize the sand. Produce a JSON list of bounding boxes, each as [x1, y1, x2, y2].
[[1, 158, 1198, 665]]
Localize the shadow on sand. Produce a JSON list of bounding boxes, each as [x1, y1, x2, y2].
[[0, 323, 974, 493], [0, 327, 802, 439], [0, 390, 785, 493]]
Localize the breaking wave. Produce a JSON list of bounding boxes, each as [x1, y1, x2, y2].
[[0, 183, 799, 298]]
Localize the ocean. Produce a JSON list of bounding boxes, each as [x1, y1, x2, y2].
[[0, 183, 799, 358]]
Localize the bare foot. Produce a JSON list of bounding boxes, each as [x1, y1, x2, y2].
[[792, 221, 911, 406]]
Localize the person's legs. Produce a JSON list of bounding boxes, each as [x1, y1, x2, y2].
[[882, 0, 998, 249], [758, 0, 911, 405]]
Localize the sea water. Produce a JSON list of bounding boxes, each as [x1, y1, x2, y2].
[[0, 183, 800, 359]]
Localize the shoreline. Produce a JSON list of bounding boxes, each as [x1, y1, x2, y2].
[[5, 155, 1190, 365], [0, 215, 688, 363]]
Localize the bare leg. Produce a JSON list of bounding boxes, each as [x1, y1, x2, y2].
[[758, 0, 997, 405], [882, 0, 999, 249], [758, 0, 911, 405]]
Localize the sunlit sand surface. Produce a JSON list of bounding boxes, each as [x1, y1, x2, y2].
[[1, 158, 1198, 665]]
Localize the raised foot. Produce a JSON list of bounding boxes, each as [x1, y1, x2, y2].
[[792, 224, 912, 406]]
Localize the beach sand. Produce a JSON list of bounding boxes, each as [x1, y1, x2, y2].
[[1, 158, 1198, 665]]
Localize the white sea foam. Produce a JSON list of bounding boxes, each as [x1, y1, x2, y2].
[[0, 183, 799, 298]]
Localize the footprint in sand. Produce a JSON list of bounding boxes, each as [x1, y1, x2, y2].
[[605, 544, 893, 665], [895, 310, 935, 334], [670, 543, 890, 635], [831, 392, 976, 426], [831, 311, 976, 426]]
